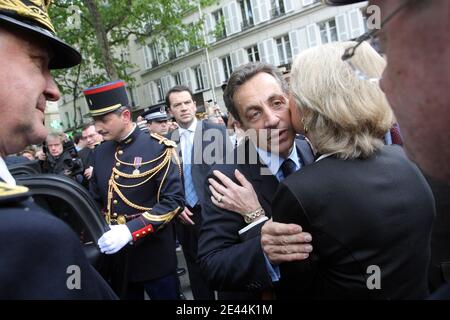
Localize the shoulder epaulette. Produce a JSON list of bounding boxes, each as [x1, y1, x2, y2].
[[0, 182, 31, 203], [150, 133, 177, 148]]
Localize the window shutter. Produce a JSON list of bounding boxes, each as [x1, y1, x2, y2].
[[348, 8, 365, 39], [180, 70, 187, 85], [184, 68, 193, 90], [258, 41, 266, 63], [204, 13, 216, 43], [223, 3, 232, 36], [289, 30, 301, 56], [306, 23, 320, 47], [250, 0, 261, 25], [212, 58, 223, 87], [150, 82, 157, 105], [230, 1, 241, 34], [335, 14, 350, 41], [260, 39, 279, 66], [284, 0, 294, 13], [260, 0, 271, 22], [231, 50, 239, 70], [298, 27, 309, 51], [200, 62, 210, 89], [251, 0, 270, 25], [238, 48, 248, 65]]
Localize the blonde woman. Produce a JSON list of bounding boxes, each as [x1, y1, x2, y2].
[[266, 42, 435, 299]]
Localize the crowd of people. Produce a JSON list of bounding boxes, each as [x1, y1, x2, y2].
[[0, 0, 448, 300]]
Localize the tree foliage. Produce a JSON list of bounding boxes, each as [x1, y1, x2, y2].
[[49, 0, 214, 127]]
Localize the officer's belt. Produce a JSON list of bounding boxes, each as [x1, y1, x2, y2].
[[108, 213, 142, 225]]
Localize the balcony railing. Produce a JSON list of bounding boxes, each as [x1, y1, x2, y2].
[[169, 51, 177, 60], [241, 17, 254, 31], [278, 62, 292, 73], [271, 6, 286, 19]]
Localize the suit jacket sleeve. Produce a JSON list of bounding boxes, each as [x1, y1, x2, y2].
[[272, 181, 317, 297], [198, 165, 272, 292], [88, 155, 103, 211]]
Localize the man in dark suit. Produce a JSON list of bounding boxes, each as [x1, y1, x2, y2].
[[166, 85, 231, 300], [85, 80, 185, 299], [78, 121, 103, 183], [0, 0, 115, 299], [197, 62, 314, 299]]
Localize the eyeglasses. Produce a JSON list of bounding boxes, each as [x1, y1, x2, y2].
[[341, 1, 411, 83]]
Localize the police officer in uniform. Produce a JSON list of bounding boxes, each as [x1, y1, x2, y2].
[[84, 80, 185, 299], [0, 0, 116, 299], [141, 105, 170, 136]]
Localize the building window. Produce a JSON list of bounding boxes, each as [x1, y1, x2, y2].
[[238, 0, 254, 30], [275, 34, 292, 65], [155, 79, 164, 102], [247, 45, 260, 62], [221, 55, 233, 81], [212, 9, 226, 39], [318, 19, 338, 44], [193, 65, 205, 91], [173, 72, 182, 86], [271, 0, 285, 18]]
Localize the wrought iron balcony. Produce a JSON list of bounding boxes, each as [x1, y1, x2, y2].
[[241, 17, 254, 31], [271, 6, 286, 19]]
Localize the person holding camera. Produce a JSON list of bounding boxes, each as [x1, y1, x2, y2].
[[42, 133, 84, 183]]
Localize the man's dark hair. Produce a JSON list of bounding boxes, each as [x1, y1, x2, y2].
[[82, 121, 95, 132], [165, 85, 194, 109], [223, 62, 289, 122], [73, 132, 82, 144]]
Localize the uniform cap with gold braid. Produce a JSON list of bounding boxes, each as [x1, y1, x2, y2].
[[83, 80, 130, 117], [0, 0, 81, 69]]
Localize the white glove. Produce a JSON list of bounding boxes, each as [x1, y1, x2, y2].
[[98, 224, 132, 255]]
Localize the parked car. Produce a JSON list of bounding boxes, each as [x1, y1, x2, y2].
[[9, 162, 127, 296]]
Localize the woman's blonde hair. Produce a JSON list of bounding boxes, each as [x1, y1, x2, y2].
[[290, 41, 393, 159]]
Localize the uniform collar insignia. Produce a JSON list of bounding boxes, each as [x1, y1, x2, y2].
[[119, 125, 140, 146]]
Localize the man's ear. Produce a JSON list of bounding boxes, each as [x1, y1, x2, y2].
[[121, 108, 132, 122], [235, 120, 244, 130]]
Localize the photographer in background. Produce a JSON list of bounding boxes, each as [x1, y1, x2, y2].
[[41, 133, 84, 183]]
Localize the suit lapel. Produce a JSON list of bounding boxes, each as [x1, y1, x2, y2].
[[237, 141, 279, 217], [295, 137, 315, 166]]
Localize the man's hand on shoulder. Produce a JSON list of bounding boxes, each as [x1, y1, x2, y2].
[[261, 219, 313, 265]]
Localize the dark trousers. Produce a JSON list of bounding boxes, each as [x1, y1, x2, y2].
[[125, 273, 179, 300], [176, 205, 215, 300]]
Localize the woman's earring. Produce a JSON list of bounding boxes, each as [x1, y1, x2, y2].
[[302, 117, 308, 133]]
